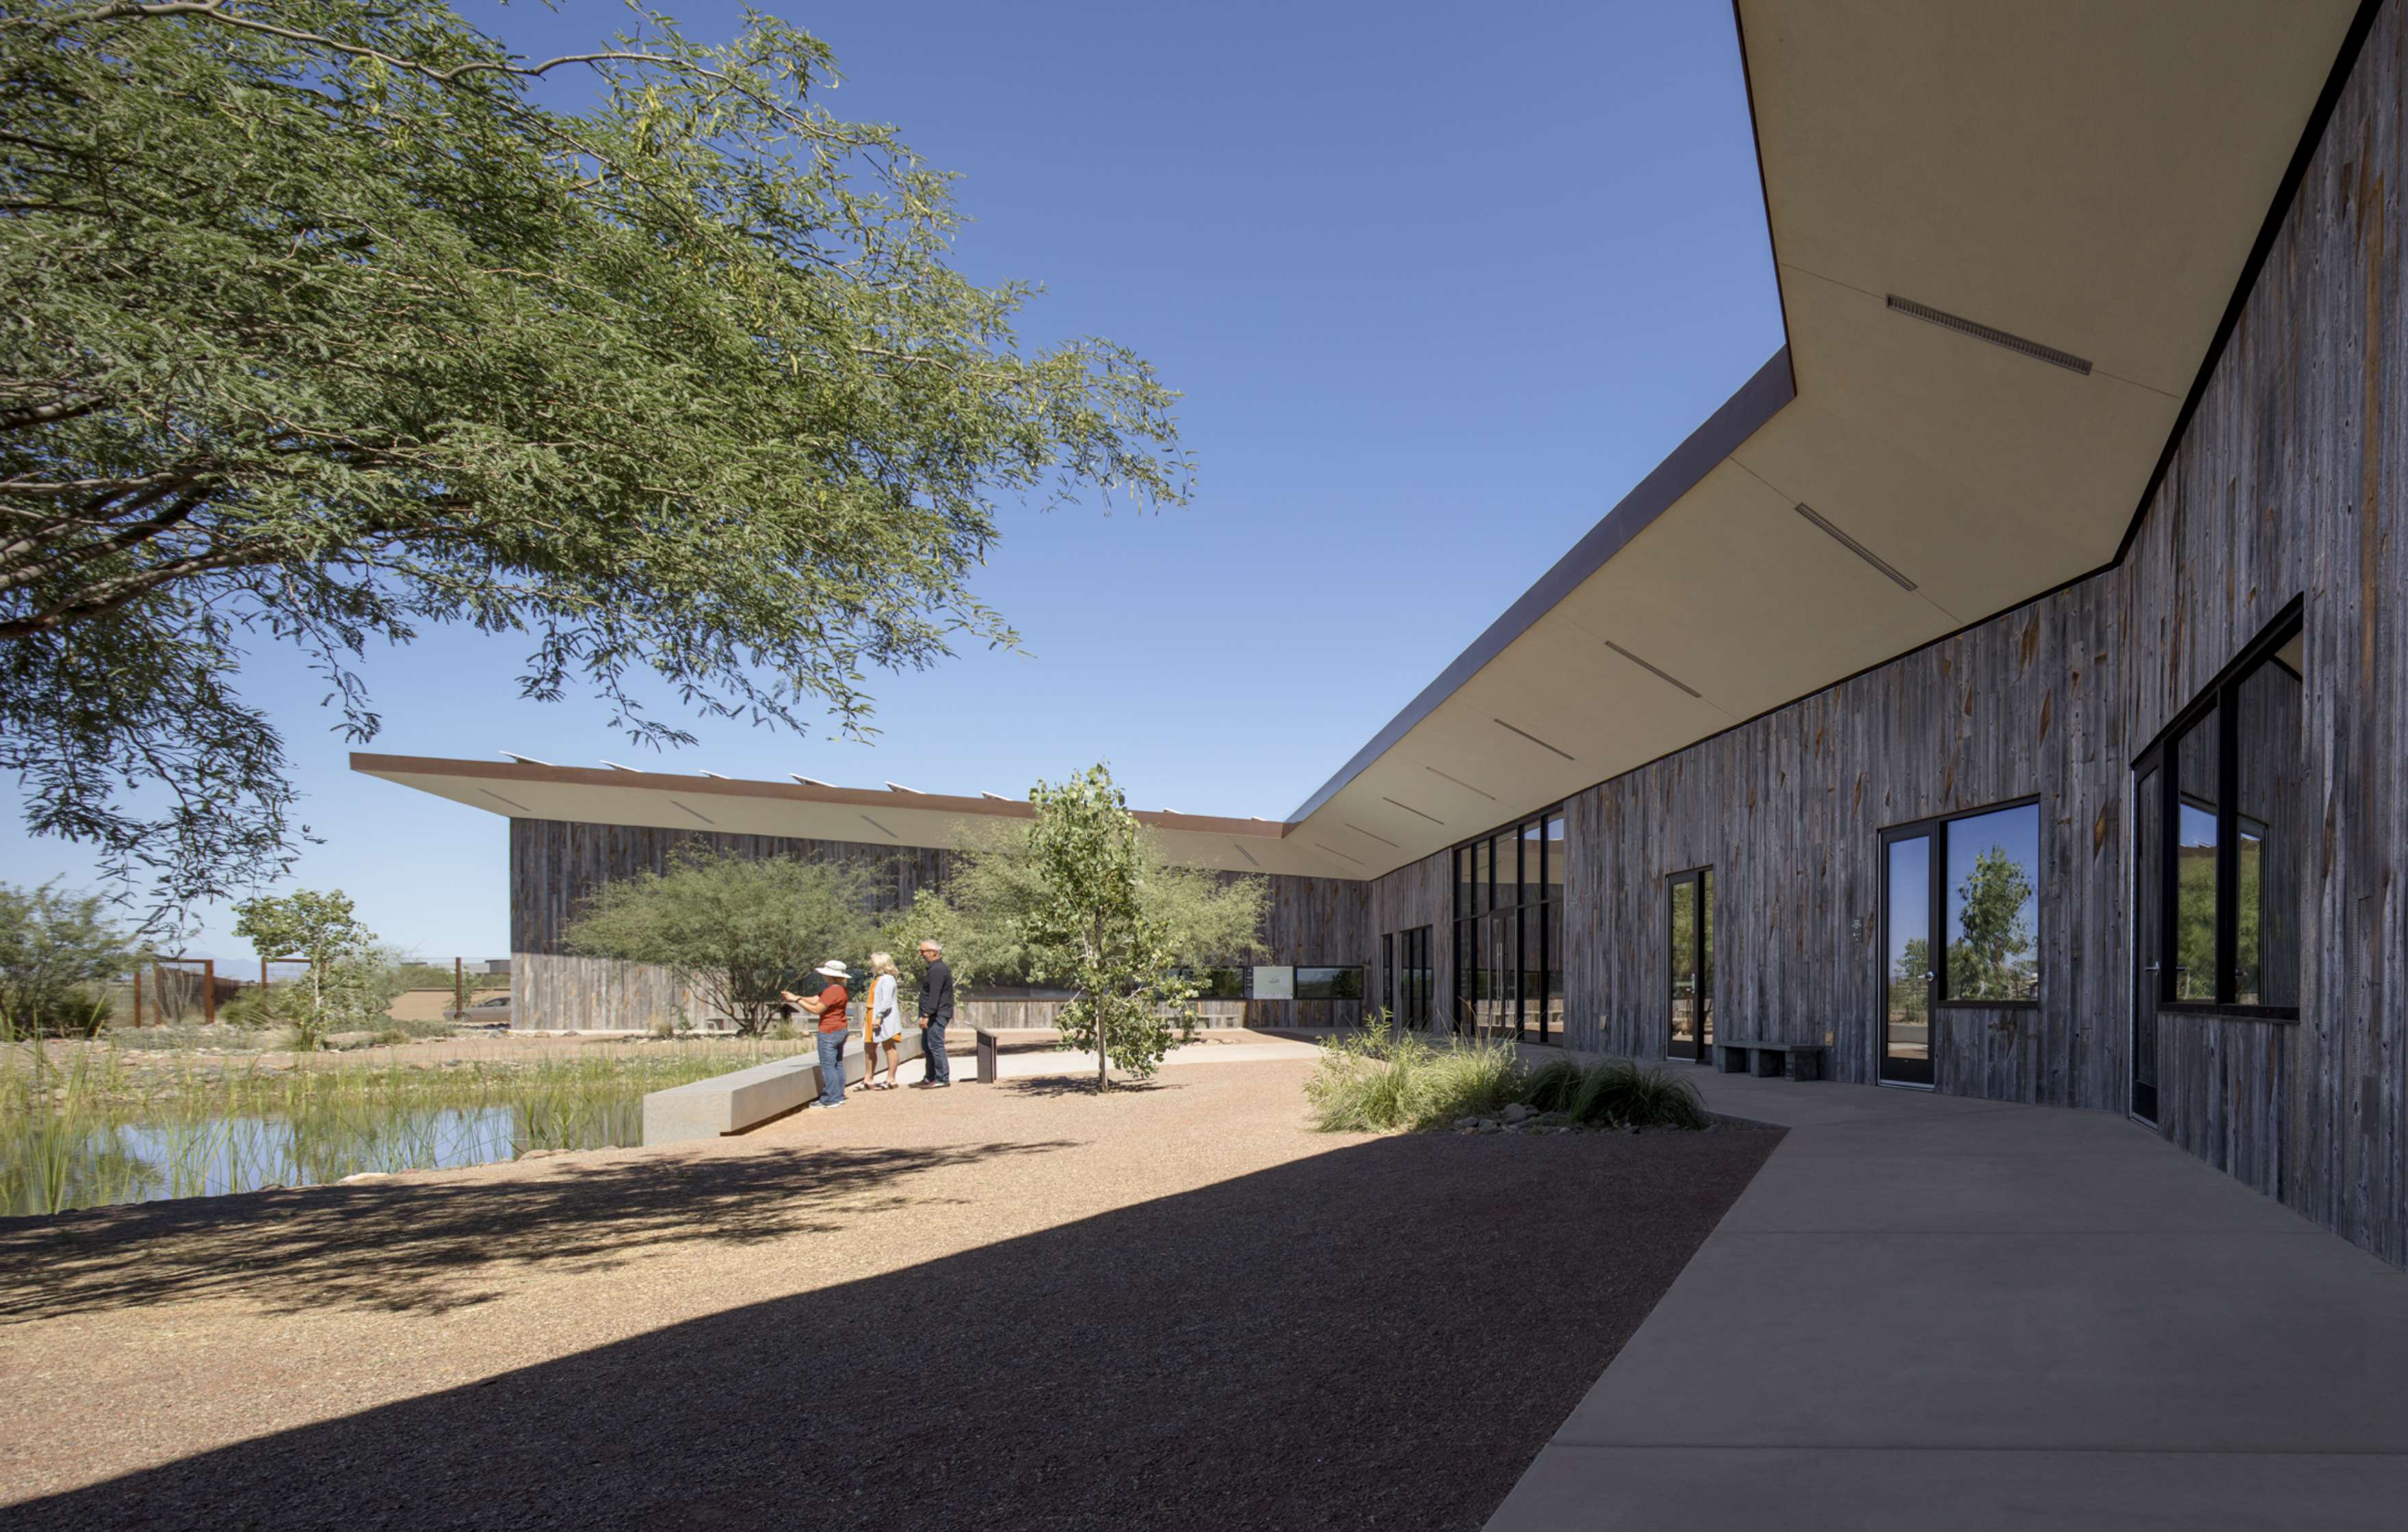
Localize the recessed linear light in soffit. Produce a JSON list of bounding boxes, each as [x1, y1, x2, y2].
[[1381, 796, 1445, 826], [1425, 765, 1495, 802], [1492, 719, 1575, 761], [1792, 503, 1918, 592], [1601, 642, 1702, 699], [1344, 821, 1400, 849], [1885, 294, 2093, 376]]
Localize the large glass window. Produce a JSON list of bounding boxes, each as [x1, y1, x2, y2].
[[2235, 640, 2303, 1007], [1295, 966, 1363, 1001], [1387, 925, 1432, 1028], [2174, 713, 2220, 1003], [1881, 799, 2044, 1024], [2136, 605, 2304, 1018], [1451, 808, 1565, 1044], [1941, 804, 2041, 1002]]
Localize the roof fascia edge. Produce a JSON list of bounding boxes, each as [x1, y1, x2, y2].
[[1283, 344, 1795, 826]]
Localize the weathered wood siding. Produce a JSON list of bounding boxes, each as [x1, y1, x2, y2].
[[510, 818, 1376, 1031], [1359, 7, 2408, 1263]]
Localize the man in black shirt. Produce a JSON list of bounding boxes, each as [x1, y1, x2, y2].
[[915, 939, 954, 1087]]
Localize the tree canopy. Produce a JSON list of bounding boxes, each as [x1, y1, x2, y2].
[[0, 1, 1188, 919], [564, 847, 875, 1035], [229, 884, 383, 1046], [0, 879, 141, 1036], [891, 765, 1266, 1089]]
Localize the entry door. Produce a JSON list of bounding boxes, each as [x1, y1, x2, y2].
[[1666, 868, 1714, 1061], [1879, 830, 1935, 1086], [2132, 764, 2162, 1123]]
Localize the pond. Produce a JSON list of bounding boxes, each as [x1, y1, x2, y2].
[[4, 1100, 646, 1217], [0, 1040, 794, 1217]]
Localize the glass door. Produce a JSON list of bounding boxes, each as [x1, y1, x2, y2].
[[1880, 830, 1935, 1086], [1666, 868, 1713, 1061], [2132, 765, 2162, 1123]]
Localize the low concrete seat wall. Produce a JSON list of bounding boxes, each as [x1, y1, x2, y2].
[[642, 1027, 926, 1145]]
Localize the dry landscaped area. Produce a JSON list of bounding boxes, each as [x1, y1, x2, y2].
[[0, 1049, 1778, 1531]]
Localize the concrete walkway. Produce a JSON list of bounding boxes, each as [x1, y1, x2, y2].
[[1487, 1065, 2408, 1531]]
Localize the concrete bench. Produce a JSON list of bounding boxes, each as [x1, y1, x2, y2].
[[642, 1027, 925, 1144], [1715, 1038, 1825, 1081]]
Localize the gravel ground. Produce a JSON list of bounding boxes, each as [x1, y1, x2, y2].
[[0, 1056, 1779, 1531]]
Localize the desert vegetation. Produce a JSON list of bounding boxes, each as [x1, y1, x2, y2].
[[0, 1034, 796, 1216], [1305, 1019, 1710, 1135]]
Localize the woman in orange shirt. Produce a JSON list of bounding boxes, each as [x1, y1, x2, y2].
[[782, 959, 853, 1110]]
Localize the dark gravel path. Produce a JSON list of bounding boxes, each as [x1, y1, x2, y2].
[[5, 1068, 1777, 1531]]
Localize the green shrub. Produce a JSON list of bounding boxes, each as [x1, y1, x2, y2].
[[1521, 1056, 1588, 1114], [1557, 1058, 1707, 1131], [1305, 1016, 1526, 1133]]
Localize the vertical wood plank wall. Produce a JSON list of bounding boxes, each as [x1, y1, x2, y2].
[[510, 818, 1372, 1031], [1370, 4, 2408, 1263], [500, 11, 2405, 1263]]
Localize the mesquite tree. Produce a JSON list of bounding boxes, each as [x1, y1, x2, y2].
[[564, 848, 873, 1035], [0, 1, 1188, 921], [229, 886, 380, 1048]]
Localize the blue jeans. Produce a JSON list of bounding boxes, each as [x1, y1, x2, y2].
[[921, 1018, 951, 1083], [815, 1030, 847, 1107]]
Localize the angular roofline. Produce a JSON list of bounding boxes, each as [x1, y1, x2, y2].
[[1283, 345, 1795, 824]]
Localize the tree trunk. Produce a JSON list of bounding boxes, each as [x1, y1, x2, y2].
[[1092, 922, 1109, 1094]]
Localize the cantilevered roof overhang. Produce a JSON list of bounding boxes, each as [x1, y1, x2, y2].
[[351, 753, 1361, 877], [1280, 0, 2368, 878], [360, 3, 2370, 883]]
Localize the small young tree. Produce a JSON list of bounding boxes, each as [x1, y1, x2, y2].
[[891, 810, 1269, 998], [997, 765, 1259, 1090], [0, 880, 142, 1038], [565, 849, 873, 1035], [230, 888, 382, 1048]]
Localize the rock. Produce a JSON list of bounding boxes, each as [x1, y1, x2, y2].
[[1502, 1103, 1532, 1124], [339, 1172, 393, 1185]]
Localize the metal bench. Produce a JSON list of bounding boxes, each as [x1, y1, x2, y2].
[[1714, 1038, 1826, 1081]]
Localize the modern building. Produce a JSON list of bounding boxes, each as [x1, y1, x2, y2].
[[364, 1, 2408, 1265]]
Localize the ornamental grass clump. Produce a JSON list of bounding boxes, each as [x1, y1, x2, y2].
[[1528, 1057, 1709, 1131], [1304, 1016, 1526, 1133]]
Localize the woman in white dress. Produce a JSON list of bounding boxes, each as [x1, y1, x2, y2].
[[864, 951, 903, 1091]]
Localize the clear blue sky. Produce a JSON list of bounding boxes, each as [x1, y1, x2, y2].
[[3, 0, 1782, 962]]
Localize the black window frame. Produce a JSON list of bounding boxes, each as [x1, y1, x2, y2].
[[1294, 965, 1364, 1002], [1448, 806, 1565, 1045], [2133, 598, 2305, 1022], [1383, 925, 1433, 1028], [1879, 795, 2045, 1012]]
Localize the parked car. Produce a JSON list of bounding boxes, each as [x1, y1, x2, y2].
[[462, 994, 512, 1027]]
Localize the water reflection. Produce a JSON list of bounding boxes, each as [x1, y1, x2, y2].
[[4, 1098, 646, 1217]]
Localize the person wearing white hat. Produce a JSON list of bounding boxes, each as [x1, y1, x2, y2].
[[782, 960, 854, 1109]]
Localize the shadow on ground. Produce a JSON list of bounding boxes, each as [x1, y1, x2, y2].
[[10, 1126, 1781, 1532], [0, 1140, 1075, 1319]]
